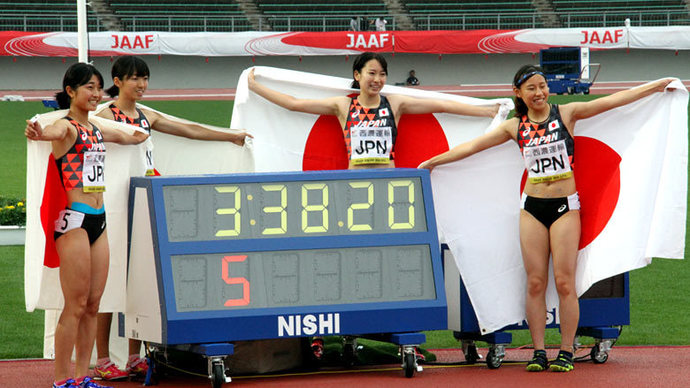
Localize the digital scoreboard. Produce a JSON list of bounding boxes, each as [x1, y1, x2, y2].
[[125, 169, 447, 346]]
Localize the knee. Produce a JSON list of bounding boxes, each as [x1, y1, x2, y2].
[[526, 276, 547, 297], [554, 276, 575, 297], [65, 295, 89, 318], [84, 296, 102, 317]]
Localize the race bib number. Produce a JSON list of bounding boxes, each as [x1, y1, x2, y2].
[[83, 151, 106, 192], [350, 127, 392, 165], [523, 140, 573, 183], [145, 144, 155, 176], [54, 209, 85, 234]]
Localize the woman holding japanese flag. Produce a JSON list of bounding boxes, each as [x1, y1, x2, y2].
[[25, 62, 148, 388], [248, 51, 499, 170], [419, 65, 673, 373]]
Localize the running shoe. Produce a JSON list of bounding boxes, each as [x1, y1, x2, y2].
[[76, 376, 112, 388], [549, 350, 574, 372], [126, 356, 149, 377], [93, 360, 128, 381], [52, 378, 76, 388], [311, 338, 324, 360], [525, 349, 548, 372]]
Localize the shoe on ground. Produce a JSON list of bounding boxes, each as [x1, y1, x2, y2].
[[52, 378, 76, 388], [525, 349, 548, 372], [93, 360, 128, 381], [76, 376, 113, 388], [549, 350, 574, 372], [311, 338, 324, 360], [126, 356, 149, 377]]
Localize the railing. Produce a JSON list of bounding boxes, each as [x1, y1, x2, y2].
[[1, 10, 688, 32]]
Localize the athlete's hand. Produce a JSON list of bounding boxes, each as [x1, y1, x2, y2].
[[25, 119, 44, 140], [247, 68, 256, 90], [231, 131, 253, 146], [418, 159, 435, 171], [657, 78, 677, 92], [487, 103, 501, 118]]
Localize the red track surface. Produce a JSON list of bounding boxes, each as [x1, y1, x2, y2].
[[4, 346, 690, 387], [3, 80, 689, 101]]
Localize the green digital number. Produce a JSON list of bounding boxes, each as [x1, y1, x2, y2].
[[215, 186, 241, 237], [347, 181, 373, 231], [262, 184, 287, 235], [302, 183, 328, 233], [388, 180, 414, 230]]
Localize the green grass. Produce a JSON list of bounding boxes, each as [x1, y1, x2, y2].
[[1, 95, 688, 360]]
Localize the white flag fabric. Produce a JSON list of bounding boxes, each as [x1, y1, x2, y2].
[[431, 79, 688, 333]]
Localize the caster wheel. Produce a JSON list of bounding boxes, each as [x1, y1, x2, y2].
[[486, 348, 502, 369], [464, 343, 479, 364], [211, 363, 225, 388], [591, 344, 609, 364], [404, 352, 415, 378], [342, 343, 356, 367]]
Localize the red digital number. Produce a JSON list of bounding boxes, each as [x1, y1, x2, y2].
[[222, 255, 250, 306]]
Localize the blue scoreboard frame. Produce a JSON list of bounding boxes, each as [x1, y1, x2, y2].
[[125, 168, 447, 346]]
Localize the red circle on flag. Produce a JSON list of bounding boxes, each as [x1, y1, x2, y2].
[[302, 113, 449, 170], [520, 136, 621, 249]]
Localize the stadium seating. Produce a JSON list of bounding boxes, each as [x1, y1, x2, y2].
[[552, 0, 690, 27], [1, 0, 689, 32]]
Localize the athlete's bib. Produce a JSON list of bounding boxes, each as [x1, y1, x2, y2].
[[349, 127, 393, 165], [145, 142, 155, 176], [54, 209, 86, 234], [83, 150, 106, 192], [523, 139, 573, 183]]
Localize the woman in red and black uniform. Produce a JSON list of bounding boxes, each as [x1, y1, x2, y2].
[[25, 62, 148, 388], [420, 65, 674, 373], [92, 56, 252, 380], [248, 52, 498, 170]]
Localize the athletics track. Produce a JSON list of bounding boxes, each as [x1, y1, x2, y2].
[[3, 346, 690, 387], [4, 81, 689, 386]]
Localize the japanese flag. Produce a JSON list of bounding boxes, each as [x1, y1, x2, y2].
[[232, 66, 512, 172]]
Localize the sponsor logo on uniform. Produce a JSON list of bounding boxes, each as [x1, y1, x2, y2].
[[351, 110, 360, 119], [558, 204, 567, 212]]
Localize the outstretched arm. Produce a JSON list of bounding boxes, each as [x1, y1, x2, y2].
[[100, 126, 149, 145], [25, 118, 69, 142], [391, 94, 499, 118], [564, 78, 675, 123], [145, 110, 252, 146], [419, 118, 515, 171], [247, 68, 347, 117]]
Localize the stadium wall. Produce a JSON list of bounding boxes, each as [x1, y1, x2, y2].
[[0, 50, 688, 91]]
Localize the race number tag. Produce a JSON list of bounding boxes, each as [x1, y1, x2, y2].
[[523, 140, 573, 183], [54, 209, 85, 234], [83, 151, 106, 192], [350, 127, 393, 165]]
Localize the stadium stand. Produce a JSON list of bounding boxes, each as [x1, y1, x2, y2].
[[552, 0, 690, 27], [1, 0, 689, 32], [0, 1, 101, 31]]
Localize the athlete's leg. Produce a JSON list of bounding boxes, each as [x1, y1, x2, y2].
[[549, 210, 581, 352], [74, 230, 110, 378], [54, 229, 92, 382], [519, 209, 551, 351], [96, 312, 113, 359]]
